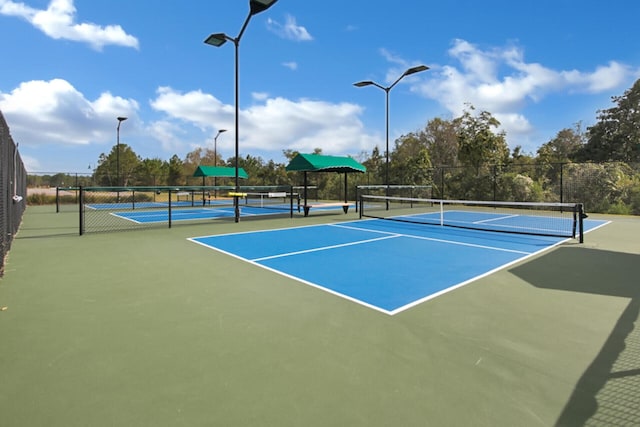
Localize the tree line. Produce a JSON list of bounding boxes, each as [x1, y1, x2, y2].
[[29, 79, 640, 214]]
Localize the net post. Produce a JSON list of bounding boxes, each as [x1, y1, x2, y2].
[[168, 189, 172, 229], [578, 203, 585, 244], [79, 186, 84, 236], [439, 200, 444, 226], [359, 195, 363, 219], [289, 184, 294, 218]]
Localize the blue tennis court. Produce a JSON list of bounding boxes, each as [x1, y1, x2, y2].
[[189, 216, 609, 315], [87, 201, 195, 210]]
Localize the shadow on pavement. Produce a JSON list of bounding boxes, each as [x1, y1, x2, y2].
[[511, 246, 639, 426]]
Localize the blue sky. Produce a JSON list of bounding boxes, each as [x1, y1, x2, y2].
[[1, 0, 639, 173]]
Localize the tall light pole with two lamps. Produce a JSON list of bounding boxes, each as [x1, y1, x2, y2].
[[116, 116, 127, 202], [204, 0, 279, 223], [353, 65, 429, 204]]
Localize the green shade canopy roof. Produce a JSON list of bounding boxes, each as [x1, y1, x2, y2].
[[193, 166, 248, 179], [285, 153, 366, 173]]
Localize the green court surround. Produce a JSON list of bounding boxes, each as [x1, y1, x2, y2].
[[0, 206, 638, 426]]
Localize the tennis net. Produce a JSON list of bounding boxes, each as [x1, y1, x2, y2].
[[359, 195, 587, 242], [240, 191, 300, 212]]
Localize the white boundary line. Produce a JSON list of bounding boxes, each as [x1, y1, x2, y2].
[[330, 223, 532, 255], [252, 234, 400, 262]]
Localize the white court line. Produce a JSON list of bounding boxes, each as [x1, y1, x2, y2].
[[473, 214, 519, 224], [251, 234, 401, 262], [109, 211, 144, 224], [330, 223, 533, 255]]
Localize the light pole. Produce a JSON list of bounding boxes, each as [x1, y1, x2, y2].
[[204, 0, 279, 223], [354, 65, 429, 201], [213, 129, 227, 168], [116, 116, 128, 186], [213, 128, 227, 199], [116, 116, 127, 202]]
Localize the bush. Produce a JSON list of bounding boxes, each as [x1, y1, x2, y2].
[[27, 193, 54, 205]]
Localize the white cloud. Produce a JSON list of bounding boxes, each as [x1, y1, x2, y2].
[[0, 78, 139, 146], [380, 48, 407, 67], [146, 120, 188, 153], [282, 61, 298, 71], [413, 39, 636, 142], [241, 97, 373, 154], [148, 87, 234, 153], [447, 39, 499, 83], [0, 0, 139, 50], [493, 113, 533, 136], [252, 92, 269, 101], [150, 87, 231, 131], [4, 81, 375, 167], [562, 61, 632, 93], [148, 87, 378, 158], [267, 14, 313, 41]]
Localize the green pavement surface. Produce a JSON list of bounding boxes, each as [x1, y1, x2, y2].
[[1, 206, 638, 426]]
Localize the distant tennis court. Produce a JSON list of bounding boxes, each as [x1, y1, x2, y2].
[[90, 192, 301, 224], [111, 205, 283, 224], [190, 214, 609, 315]]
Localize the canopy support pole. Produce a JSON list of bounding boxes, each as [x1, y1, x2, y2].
[[344, 173, 348, 203], [303, 171, 308, 207]]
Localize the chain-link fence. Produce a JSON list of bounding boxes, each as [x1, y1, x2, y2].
[[32, 159, 640, 235], [0, 111, 27, 276], [417, 162, 640, 215], [76, 185, 299, 234]]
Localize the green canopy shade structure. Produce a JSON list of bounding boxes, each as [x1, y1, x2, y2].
[[193, 166, 248, 205], [285, 153, 366, 174], [193, 165, 248, 179], [285, 153, 366, 210]]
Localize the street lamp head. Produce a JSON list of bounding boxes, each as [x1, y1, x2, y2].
[[403, 65, 429, 77], [250, 0, 278, 15], [353, 80, 375, 87], [204, 33, 231, 47], [218, 129, 227, 134], [117, 116, 128, 122]]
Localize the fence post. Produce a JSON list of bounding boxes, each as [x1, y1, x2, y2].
[[560, 163, 564, 203], [168, 189, 172, 228], [79, 186, 84, 236], [493, 164, 497, 201]]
